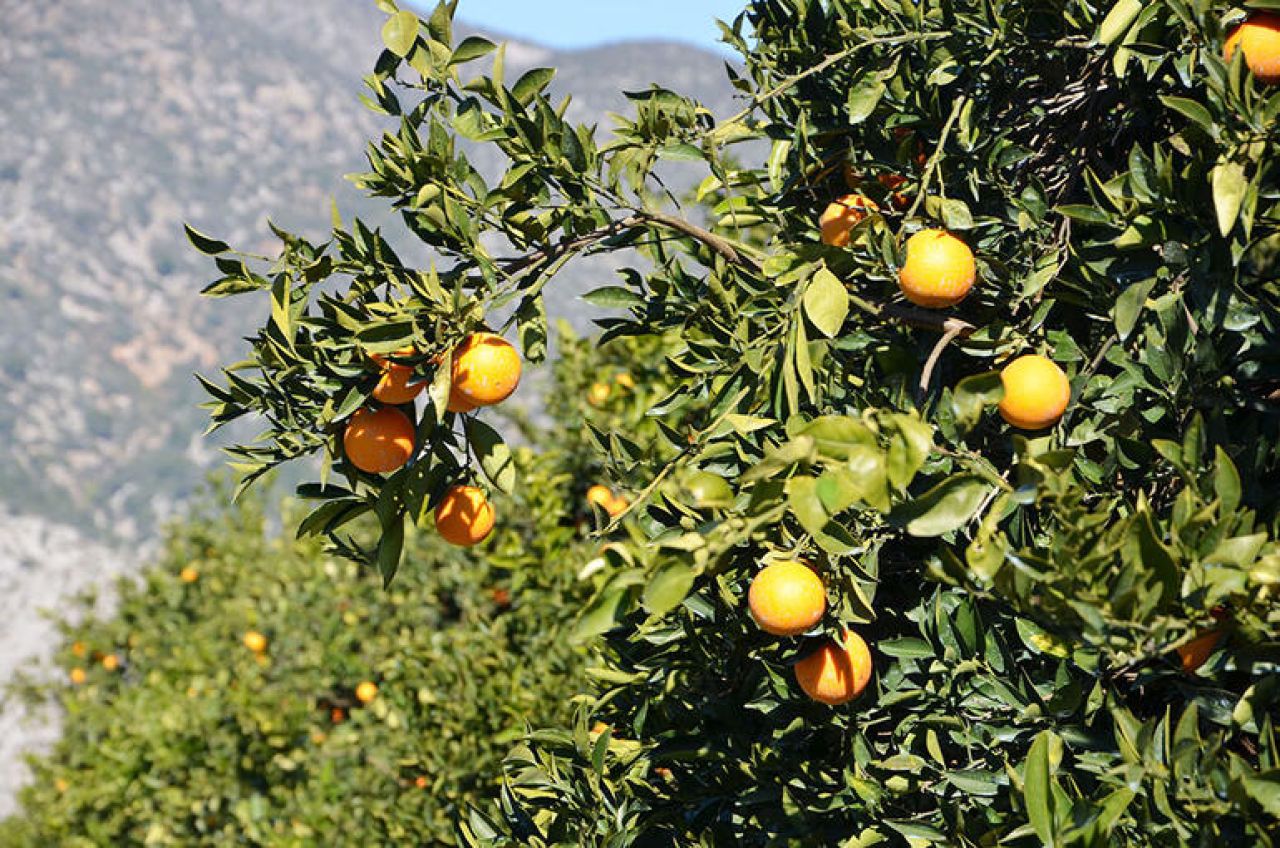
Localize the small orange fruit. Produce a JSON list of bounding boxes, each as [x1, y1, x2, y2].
[[415, 776, 428, 789], [343, 406, 416, 474], [54, 778, 69, 793], [819, 194, 878, 247], [330, 707, 346, 724], [588, 382, 612, 406], [71, 641, 86, 658], [898, 229, 976, 308], [447, 385, 476, 414], [451, 332, 522, 408], [355, 681, 378, 704], [491, 587, 512, 607], [68, 668, 86, 686], [371, 348, 427, 405], [998, 354, 1070, 430], [243, 630, 268, 654], [615, 372, 635, 390], [590, 721, 610, 735], [586, 484, 628, 518], [1225, 14, 1280, 84], [1177, 629, 1222, 674], [101, 654, 119, 672], [794, 629, 874, 705], [434, 485, 496, 547], [747, 561, 826, 637], [179, 566, 199, 583]]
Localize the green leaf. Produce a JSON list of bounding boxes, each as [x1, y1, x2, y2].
[[465, 418, 517, 495], [376, 511, 405, 588], [582, 286, 644, 309], [890, 474, 991, 537], [184, 223, 230, 255], [950, 371, 1003, 434], [1212, 161, 1247, 237], [1024, 731, 1057, 847], [1214, 446, 1242, 514], [382, 10, 420, 58], [1097, 0, 1142, 45], [1160, 96, 1216, 136], [846, 79, 885, 124], [803, 268, 850, 338], [450, 36, 497, 65], [1112, 279, 1155, 341], [642, 562, 697, 617], [512, 67, 556, 106]]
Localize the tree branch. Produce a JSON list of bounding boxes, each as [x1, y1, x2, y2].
[[635, 210, 763, 272]]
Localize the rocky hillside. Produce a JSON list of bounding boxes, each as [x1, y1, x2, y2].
[[0, 0, 738, 540]]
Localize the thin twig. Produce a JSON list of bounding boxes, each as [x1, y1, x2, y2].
[[906, 93, 969, 220], [636, 210, 764, 271], [918, 323, 965, 401]]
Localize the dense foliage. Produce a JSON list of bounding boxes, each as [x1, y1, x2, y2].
[[179, 0, 1280, 844], [0, 411, 601, 845]]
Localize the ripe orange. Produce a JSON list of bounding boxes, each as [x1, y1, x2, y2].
[[101, 654, 119, 672], [343, 406, 416, 474], [451, 332, 522, 408], [998, 354, 1070, 430], [747, 561, 826, 637], [588, 382, 612, 406], [1177, 629, 1222, 673], [586, 484, 628, 518], [491, 587, 512, 607], [54, 778, 69, 793], [1225, 14, 1280, 84], [447, 385, 477, 414], [243, 630, 268, 654], [355, 681, 378, 704], [370, 348, 427, 405], [179, 566, 199, 583], [330, 707, 346, 724], [898, 229, 976, 308], [68, 668, 86, 686], [590, 721, 610, 735], [615, 372, 635, 390], [434, 485, 496, 547], [794, 629, 874, 705], [71, 641, 86, 658], [415, 776, 428, 789], [819, 194, 878, 247]]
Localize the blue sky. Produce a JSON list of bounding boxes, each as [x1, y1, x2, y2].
[[412, 1, 746, 53]]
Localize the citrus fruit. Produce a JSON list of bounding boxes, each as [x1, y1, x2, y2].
[[451, 332, 522, 408], [1225, 14, 1280, 84], [998, 354, 1070, 430], [355, 681, 378, 704], [343, 406, 416, 474], [897, 229, 976, 308], [434, 485, 496, 547], [747, 561, 826, 637], [243, 630, 268, 654], [68, 668, 86, 686], [586, 484, 628, 518], [1177, 629, 1222, 673], [371, 348, 427, 405], [819, 194, 877, 247], [794, 629, 873, 705], [179, 566, 199, 583], [683, 471, 734, 509], [588, 382, 612, 406], [615, 372, 635, 390], [101, 654, 119, 671]]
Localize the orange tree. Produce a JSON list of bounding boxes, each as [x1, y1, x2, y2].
[[195, 0, 1280, 844]]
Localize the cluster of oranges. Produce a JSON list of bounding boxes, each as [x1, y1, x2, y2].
[[822, 149, 1072, 433], [342, 331, 523, 548]]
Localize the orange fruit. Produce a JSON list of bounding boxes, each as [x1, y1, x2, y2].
[[819, 194, 878, 247], [1177, 629, 1222, 673], [794, 629, 874, 705], [998, 354, 1070, 430], [1225, 14, 1280, 84], [747, 561, 826, 637], [447, 385, 477, 414], [68, 668, 86, 686], [179, 566, 199, 583], [355, 681, 378, 704], [590, 721, 610, 735], [101, 654, 119, 672], [54, 778, 69, 793], [343, 406, 416, 474], [451, 332, 522, 408], [615, 372, 635, 390], [243, 630, 268, 654], [371, 348, 427, 405], [897, 229, 976, 308], [415, 776, 428, 789], [331, 707, 346, 724], [491, 587, 512, 607], [71, 641, 86, 658], [586, 484, 628, 518], [588, 382, 612, 406], [434, 484, 496, 547]]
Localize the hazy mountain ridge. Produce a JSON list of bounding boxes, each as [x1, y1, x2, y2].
[[0, 0, 738, 540]]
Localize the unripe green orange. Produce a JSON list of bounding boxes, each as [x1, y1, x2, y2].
[[747, 561, 826, 637], [1225, 14, 1280, 84], [998, 354, 1070, 430], [897, 229, 976, 308]]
